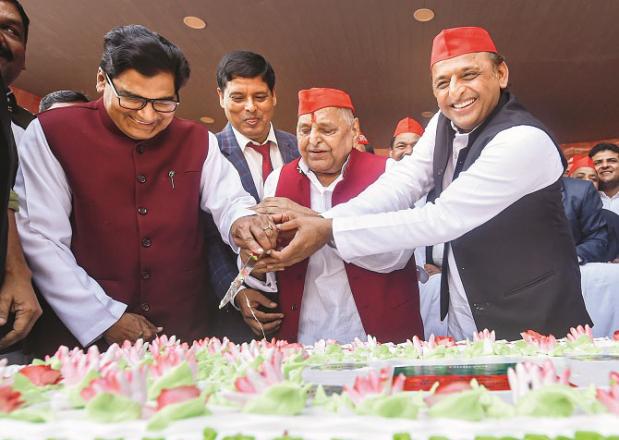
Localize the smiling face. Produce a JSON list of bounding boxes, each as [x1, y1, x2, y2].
[[571, 166, 599, 189], [431, 52, 508, 133], [96, 68, 177, 140], [297, 107, 358, 186], [390, 132, 421, 161], [592, 150, 619, 186], [0, 0, 26, 86], [218, 76, 276, 143]]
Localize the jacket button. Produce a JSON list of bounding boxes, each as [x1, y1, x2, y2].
[[136, 145, 144, 154], [137, 175, 147, 183], [141, 270, 151, 280], [141, 303, 150, 312], [291, 304, 297, 311], [137, 207, 148, 215], [142, 238, 152, 248]]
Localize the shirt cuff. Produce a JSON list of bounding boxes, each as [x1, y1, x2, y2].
[[80, 300, 127, 347], [8, 190, 19, 212]]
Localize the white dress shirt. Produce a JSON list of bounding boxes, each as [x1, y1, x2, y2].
[[246, 157, 412, 345], [599, 191, 619, 216], [324, 112, 564, 341], [230, 124, 284, 199], [14, 119, 256, 346]]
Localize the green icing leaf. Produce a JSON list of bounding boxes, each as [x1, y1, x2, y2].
[[243, 382, 307, 415], [427, 389, 486, 421], [146, 397, 208, 431], [0, 408, 51, 423], [85, 392, 142, 422], [356, 394, 421, 419], [393, 434, 413, 440], [66, 369, 100, 409], [523, 435, 551, 440], [516, 385, 576, 417], [311, 385, 329, 406], [148, 362, 195, 400], [10, 373, 49, 405], [574, 432, 604, 440], [202, 427, 218, 440], [222, 435, 255, 440]]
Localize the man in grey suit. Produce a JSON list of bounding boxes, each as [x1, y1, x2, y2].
[[205, 51, 298, 341]]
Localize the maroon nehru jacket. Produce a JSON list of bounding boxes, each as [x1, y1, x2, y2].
[[32, 99, 211, 355], [274, 149, 424, 343]]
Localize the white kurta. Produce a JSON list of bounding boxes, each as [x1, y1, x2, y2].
[[230, 124, 284, 200], [14, 119, 256, 346], [245, 158, 413, 345], [324, 112, 563, 341], [599, 191, 619, 216]]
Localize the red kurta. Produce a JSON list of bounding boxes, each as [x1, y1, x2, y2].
[[274, 149, 423, 343], [31, 99, 211, 355]]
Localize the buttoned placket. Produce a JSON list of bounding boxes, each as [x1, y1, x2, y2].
[[134, 141, 152, 315]]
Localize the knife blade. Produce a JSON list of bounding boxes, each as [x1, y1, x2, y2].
[[218, 254, 259, 309]]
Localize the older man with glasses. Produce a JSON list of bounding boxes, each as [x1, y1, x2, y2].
[[14, 25, 274, 357]]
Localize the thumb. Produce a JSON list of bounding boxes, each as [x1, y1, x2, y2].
[[0, 293, 12, 326]]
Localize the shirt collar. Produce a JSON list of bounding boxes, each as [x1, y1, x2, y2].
[[599, 190, 619, 200], [450, 120, 481, 137], [298, 155, 351, 191], [231, 123, 278, 151]]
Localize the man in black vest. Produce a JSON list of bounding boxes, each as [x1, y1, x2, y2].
[[254, 26, 591, 341], [0, 0, 41, 363]]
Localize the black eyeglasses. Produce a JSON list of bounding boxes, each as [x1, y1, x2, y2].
[[105, 73, 180, 113]]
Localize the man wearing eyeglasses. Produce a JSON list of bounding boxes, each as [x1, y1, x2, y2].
[[14, 25, 275, 356]]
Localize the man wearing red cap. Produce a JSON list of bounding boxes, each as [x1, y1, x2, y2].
[[247, 88, 422, 344], [262, 27, 591, 341], [569, 156, 599, 189], [390, 117, 425, 161]]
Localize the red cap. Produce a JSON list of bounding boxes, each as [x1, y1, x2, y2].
[[568, 155, 595, 176], [298, 88, 354, 116], [393, 117, 424, 137], [358, 133, 369, 145], [431, 26, 497, 67]]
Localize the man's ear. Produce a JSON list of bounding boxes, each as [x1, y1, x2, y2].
[[217, 87, 225, 109], [272, 88, 277, 107], [95, 68, 106, 94], [352, 117, 361, 139], [497, 62, 509, 89]]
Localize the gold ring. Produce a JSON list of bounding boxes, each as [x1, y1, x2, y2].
[[262, 225, 273, 232]]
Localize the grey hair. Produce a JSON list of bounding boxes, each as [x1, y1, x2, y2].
[[338, 108, 355, 126]]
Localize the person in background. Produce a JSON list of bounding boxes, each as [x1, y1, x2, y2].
[[205, 50, 298, 341], [589, 143, 619, 215], [0, 0, 41, 364], [39, 90, 89, 112], [568, 155, 599, 188], [250, 88, 423, 344], [389, 117, 424, 161], [353, 132, 374, 154]]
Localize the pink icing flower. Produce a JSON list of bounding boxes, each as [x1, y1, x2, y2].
[[343, 368, 405, 405], [55, 345, 102, 386], [0, 385, 23, 413], [614, 330, 619, 341], [18, 365, 62, 386], [597, 372, 619, 415], [507, 360, 571, 403], [520, 330, 557, 353], [80, 366, 147, 405], [473, 329, 495, 343], [566, 325, 593, 342], [410, 334, 454, 357], [156, 385, 201, 411]]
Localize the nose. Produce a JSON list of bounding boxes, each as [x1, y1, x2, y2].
[[308, 125, 320, 146], [244, 98, 256, 112], [136, 102, 158, 122], [448, 76, 464, 97]]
